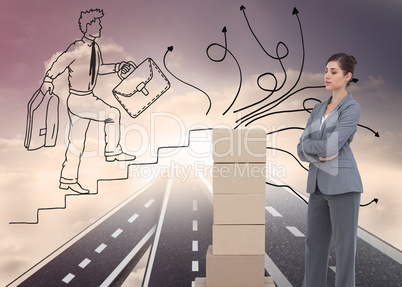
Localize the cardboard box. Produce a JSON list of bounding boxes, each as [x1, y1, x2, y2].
[[206, 246, 265, 287], [264, 277, 276, 287], [213, 194, 265, 224], [212, 163, 266, 195], [213, 129, 266, 163], [194, 277, 206, 287], [212, 225, 265, 255]]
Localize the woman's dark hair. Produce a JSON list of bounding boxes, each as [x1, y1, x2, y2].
[[326, 53, 357, 76]]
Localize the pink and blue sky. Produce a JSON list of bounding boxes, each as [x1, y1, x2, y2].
[[1, 0, 401, 285]]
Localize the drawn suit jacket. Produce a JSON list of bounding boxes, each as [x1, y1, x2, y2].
[[24, 88, 59, 151], [297, 94, 363, 195]]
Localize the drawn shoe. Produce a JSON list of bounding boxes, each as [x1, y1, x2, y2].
[[60, 182, 90, 194], [105, 152, 136, 162]]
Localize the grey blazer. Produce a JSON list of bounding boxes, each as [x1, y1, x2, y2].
[[297, 94, 363, 195]]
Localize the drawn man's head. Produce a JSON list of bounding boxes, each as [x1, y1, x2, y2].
[[79, 9, 104, 39]]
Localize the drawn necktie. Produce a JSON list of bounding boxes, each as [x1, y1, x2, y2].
[[89, 41, 96, 87]]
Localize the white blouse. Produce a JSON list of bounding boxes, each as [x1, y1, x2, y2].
[[320, 114, 329, 130]]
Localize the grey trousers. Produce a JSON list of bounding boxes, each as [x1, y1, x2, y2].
[[302, 188, 361, 287]]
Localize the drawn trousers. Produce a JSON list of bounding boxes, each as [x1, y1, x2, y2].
[[60, 92, 121, 184], [302, 187, 361, 287]]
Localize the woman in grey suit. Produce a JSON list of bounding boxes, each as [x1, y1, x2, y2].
[[297, 53, 363, 287]]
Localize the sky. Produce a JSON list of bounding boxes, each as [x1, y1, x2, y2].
[[1, 0, 401, 285]]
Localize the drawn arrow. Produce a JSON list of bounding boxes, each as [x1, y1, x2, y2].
[[266, 181, 308, 205], [207, 27, 228, 63], [235, 6, 305, 125], [163, 46, 212, 115], [266, 146, 309, 172], [360, 198, 379, 207], [301, 97, 380, 137], [206, 26, 243, 115], [268, 181, 379, 208], [302, 97, 322, 113], [358, 124, 380, 137], [233, 86, 319, 129], [234, 86, 322, 128]]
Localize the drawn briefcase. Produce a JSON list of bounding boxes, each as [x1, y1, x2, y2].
[[112, 58, 170, 118], [24, 87, 59, 150]]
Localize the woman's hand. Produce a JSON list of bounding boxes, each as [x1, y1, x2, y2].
[[319, 152, 339, 162]]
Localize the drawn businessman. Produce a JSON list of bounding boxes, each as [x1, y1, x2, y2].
[[41, 9, 135, 194]]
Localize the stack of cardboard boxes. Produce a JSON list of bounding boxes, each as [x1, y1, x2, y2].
[[195, 129, 275, 287]]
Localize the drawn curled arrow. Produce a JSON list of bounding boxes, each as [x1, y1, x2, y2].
[[360, 198, 379, 207], [206, 26, 243, 115], [164, 46, 212, 115]]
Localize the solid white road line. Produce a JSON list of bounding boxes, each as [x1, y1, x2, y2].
[[286, 226, 305, 238], [78, 258, 91, 269], [144, 198, 155, 208], [95, 243, 107, 254], [111, 228, 123, 238], [128, 213, 139, 223], [62, 273, 75, 284], [99, 225, 156, 287], [266, 206, 283, 217], [142, 177, 173, 287], [265, 254, 293, 287], [357, 227, 402, 265]]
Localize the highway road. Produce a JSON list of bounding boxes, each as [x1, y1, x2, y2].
[[12, 178, 168, 287], [143, 173, 213, 287], [8, 162, 402, 286], [264, 177, 402, 287]]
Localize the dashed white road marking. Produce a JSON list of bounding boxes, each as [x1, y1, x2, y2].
[[286, 226, 305, 237], [111, 228, 123, 238], [192, 220, 198, 231], [95, 243, 107, 253], [78, 258, 91, 269], [192, 240, 199, 252], [193, 200, 198, 211], [192, 261, 199, 272], [144, 198, 155, 208], [62, 273, 75, 284], [266, 206, 283, 217], [128, 213, 139, 223]]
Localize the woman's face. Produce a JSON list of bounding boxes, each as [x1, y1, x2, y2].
[[325, 61, 351, 91]]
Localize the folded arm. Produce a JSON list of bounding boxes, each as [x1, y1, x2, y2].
[[301, 102, 361, 159]]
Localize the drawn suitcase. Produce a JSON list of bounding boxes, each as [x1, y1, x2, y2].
[[24, 87, 59, 150], [112, 58, 170, 118]]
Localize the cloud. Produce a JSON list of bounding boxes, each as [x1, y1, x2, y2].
[[0, 135, 24, 151], [0, 255, 29, 277]]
